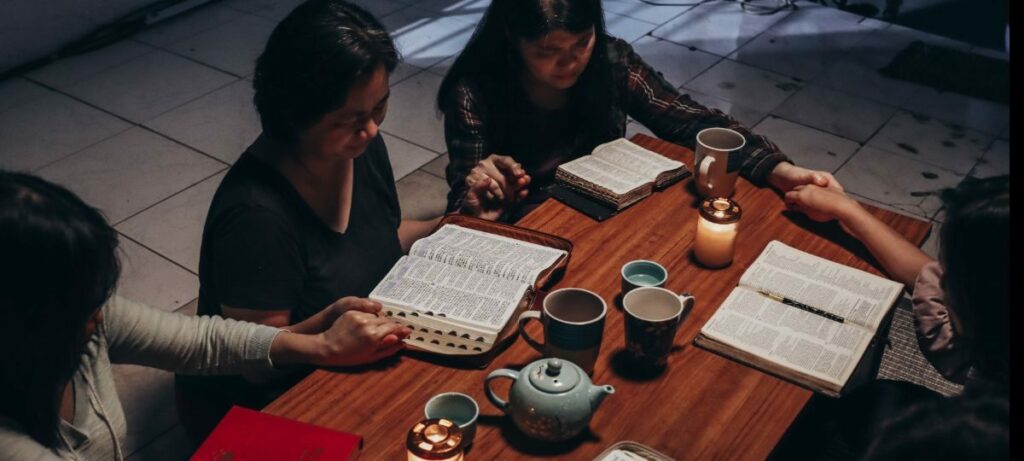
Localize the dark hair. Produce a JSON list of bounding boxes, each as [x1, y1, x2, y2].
[[437, 0, 617, 150], [0, 171, 121, 447], [862, 382, 1009, 460], [253, 0, 398, 143], [938, 175, 1009, 384]]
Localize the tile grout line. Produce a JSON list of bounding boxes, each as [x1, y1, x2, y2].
[[117, 228, 202, 279], [22, 73, 240, 169], [113, 166, 227, 231], [379, 128, 445, 156]]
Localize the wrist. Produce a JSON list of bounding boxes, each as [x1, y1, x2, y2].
[[835, 199, 869, 232], [768, 162, 793, 191], [269, 331, 331, 368]]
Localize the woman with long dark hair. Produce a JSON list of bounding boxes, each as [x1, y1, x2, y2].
[[0, 171, 412, 460], [438, 0, 842, 220]]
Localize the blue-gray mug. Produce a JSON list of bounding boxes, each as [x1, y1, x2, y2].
[[517, 288, 607, 375]]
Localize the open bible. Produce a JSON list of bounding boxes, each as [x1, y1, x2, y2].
[[369, 220, 570, 358], [694, 241, 904, 397], [555, 138, 690, 210]]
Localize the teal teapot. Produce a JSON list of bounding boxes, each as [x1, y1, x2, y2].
[[484, 358, 615, 441]]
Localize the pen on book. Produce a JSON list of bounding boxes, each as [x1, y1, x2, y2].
[[760, 291, 846, 324]]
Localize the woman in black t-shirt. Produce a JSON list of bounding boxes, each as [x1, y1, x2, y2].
[[176, 1, 495, 443]]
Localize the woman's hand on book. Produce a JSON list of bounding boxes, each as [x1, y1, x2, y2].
[[314, 310, 412, 367], [285, 296, 383, 335], [769, 162, 843, 193]]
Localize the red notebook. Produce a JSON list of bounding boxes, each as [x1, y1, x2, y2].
[[191, 406, 362, 461]]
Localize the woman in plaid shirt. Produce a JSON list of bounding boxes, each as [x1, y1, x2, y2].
[[439, 0, 842, 222]]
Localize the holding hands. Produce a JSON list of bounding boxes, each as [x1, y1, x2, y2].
[[769, 162, 843, 193], [460, 154, 531, 221], [784, 184, 862, 232]]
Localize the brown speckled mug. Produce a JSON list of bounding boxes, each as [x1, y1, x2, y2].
[[622, 287, 695, 368]]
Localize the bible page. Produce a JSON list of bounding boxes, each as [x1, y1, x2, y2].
[[369, 255, 529, 339], [409, 224, 567, 285], [558, 156, 649, 196], [739, 241, 903, 331], [591, 138, 683, 182], [701, 286, 872, 388]]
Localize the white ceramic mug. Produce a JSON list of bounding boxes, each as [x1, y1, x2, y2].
[[695, 127, 746, 198]]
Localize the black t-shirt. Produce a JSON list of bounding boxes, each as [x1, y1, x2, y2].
[[196, 134, 403, 322], [177, 135, 403, 423]]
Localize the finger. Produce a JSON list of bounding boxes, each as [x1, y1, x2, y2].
[[365, 319, 408, 340], [492, 156, 525, 178], [345, 298, 381, 314], [485, 175, 505, 201], [813, 173, 830, 187], [783, 191, 801, 207], [377, 333, 401, 350], [467, 176, 492, 201], [479, 162, 510, 191], [371, 341, 405, 360]]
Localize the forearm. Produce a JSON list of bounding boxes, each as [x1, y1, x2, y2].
[[398, 217, 443, 253], [838, 203, 935, 286], [268, 331, 328, 368], [106, 296, 281, 374]]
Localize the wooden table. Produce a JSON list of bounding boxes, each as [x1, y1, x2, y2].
[[264, 134, 932, 460]]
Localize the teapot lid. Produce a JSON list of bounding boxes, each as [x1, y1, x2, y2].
[[528, 359, 580, 393]]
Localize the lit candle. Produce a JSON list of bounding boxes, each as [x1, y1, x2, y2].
[[695, 197, 742, 268], [407, 418, 465, 461]]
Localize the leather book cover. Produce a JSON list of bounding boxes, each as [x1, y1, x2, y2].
[[191, 406, 362, 460]]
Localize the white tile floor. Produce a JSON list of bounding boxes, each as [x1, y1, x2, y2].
[[0, 1, 1009, 459]]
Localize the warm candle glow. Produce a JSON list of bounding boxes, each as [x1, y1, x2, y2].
[[407, 418, 464, 461], [695, 218, 738, 268]]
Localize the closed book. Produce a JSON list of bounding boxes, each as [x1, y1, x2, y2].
[[191, 406, 362, 460]]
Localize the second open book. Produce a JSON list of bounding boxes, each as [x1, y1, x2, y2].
[[368, 223, 569, 356], [555, 138, 690, 210], [695, 241, 904, 397]]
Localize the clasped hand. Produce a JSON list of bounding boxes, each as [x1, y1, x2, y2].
[[460, 154, 531, 221]]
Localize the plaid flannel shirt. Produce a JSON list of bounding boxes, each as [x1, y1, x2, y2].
[[441, 36, 790, 214]]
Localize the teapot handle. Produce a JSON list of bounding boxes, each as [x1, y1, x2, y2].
[[484, 369, 520, 414]]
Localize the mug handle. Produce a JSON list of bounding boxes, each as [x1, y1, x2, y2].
[[517, 310, 545, 353], [676, 292, 696, 326], [698, 155, 715, 191], [484, 369, 520, 413]]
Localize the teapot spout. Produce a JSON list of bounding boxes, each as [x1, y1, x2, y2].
[[588, 384, 615, 410]]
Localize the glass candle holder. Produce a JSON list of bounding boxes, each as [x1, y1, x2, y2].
[[694, 197, 742, 268], [407, 418, 465, 461]]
